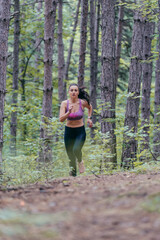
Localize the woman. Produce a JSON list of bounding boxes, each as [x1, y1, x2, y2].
[[59, 83, 93, 176]]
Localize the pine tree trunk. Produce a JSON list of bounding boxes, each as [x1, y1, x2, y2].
[[153, 0, 160, 158], [121, 10, 144, 168], [101, 0, 117, 168], [64, 0, 81, 98], [115, 0, 124, 87], [78, 0, 88, 87], [90, 0, 97, 138], [0, 0, 11, 170], [21, 59, 27, 141], [58, 0, 65, 102], [141, 20, 155, 159], [10, 0, 20, 155], [39, 0, 57, 162], [94, 0, 100, 86]]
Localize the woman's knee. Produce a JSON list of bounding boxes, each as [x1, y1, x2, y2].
[[73, 146, 82, 159]]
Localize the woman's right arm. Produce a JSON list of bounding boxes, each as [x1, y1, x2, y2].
[[59, 101, 70, 122]]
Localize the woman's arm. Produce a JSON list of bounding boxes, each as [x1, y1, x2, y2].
[[59, 101, 70, 122], [59, 101, 69, 122], [82, 100, 93, 128]]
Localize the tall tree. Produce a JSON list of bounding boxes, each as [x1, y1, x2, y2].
[[121, 8, 144, 168], [115, 0, 124, 87], [141, 20, 155, 158], [10, 0, 20, 155], [64, 0, 81, 98], [153, 0, 160, 158], [58, 0, 65, 102], [94, 0, 101, 86], [0, 0, 11, 169], [78, 0, 88, 87], [39, 0, 57, 162], [90, 0, 97, 137], [101, 0, 117, 167]]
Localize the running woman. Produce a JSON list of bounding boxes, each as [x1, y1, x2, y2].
[[59, 83, 93, 176]]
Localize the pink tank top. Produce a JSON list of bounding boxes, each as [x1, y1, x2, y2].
[[66, 99, 84, 120]]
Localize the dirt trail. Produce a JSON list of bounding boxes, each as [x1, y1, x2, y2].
[[0, 172, 160, 240]]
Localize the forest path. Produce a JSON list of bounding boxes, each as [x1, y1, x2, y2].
[[0, 172, 160, 240]]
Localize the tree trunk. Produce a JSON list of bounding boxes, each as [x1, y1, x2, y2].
[[115, 0, 124, 87], [78, 0, 88, 87], [153, 0, 160, 158], [94, 0, 100, 86], [0, 0, 11, 170], [90, 0, 97, 138], [10, 0, 20, 155], [121, 10, 144, 168], [64, 0, 81, 98], [39, 0, 57, 162], [101, 0, 117, 168], [140, 20, 155, 159], [58, 0, 65, 102]]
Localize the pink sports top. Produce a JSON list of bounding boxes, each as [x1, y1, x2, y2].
[[66, 99, 84, 121]]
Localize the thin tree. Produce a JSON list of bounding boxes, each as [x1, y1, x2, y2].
[[101, 0, 117, 167], [64, 0, 81, 98], [121, 8, 144, 168], [153, 0, 160, 158], [58, 0, 65, 102], [20, 38, 43, 141], [141, 19, 155, 159], [78, 0, 88, 87], [94, 0, 101, 86], [39, 0, 57, 162], [34, 1, 43, 89], [115, 0, 124, 87], [10, 0, 20, 155], [90, 0, 97, 137], [0, 0, 11, 170]]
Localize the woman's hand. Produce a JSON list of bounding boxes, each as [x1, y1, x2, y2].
[[87, 119, 93, 128], [68, 105, 73, 113]]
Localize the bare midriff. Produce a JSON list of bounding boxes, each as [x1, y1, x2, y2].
[[66, 119, 84, 128]]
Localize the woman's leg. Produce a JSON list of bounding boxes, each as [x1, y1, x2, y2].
[[64, 127, 77, 176], [73, 126, 86, 163]]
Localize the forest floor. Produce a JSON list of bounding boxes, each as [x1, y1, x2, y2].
[[0, 171, 160, 240]]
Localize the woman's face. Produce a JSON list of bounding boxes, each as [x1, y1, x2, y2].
[[69, 85, 79, 99]]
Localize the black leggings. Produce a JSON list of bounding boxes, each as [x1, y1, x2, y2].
[[64, 125, 86, 176]]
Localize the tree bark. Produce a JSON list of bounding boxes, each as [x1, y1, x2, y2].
[[94, 0, 100, 87], [64, 0, 81, 98], [153, 0, 160, 158], [10, 0, 20, 155], [101, 0, 117, 167], [115, 0, 124, 87], [121, 10, 144, 168], [90, 0, 97, 137], [58, 0, 65, 102], [78, 0, 88, 87], [0, 0, 11, 169], [141, 20, 155, 158], [39, 0, 57, 162]]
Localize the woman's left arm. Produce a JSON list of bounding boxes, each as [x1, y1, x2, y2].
[[83, 100, 93, 128]]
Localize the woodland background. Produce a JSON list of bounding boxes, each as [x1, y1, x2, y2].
[[0, 0, 160, 185]]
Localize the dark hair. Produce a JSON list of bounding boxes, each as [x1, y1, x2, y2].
[[69, 83, 90, 105]]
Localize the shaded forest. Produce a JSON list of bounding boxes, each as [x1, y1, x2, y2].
[[0, 0, 160, 185]]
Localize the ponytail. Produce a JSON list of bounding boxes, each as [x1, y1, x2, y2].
[[69, 83, 90, 105], [78, 87, 90, 105]]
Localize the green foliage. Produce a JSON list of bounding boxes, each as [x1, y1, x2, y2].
[[1, 0, 160, 186]]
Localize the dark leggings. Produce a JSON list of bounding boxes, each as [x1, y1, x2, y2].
[[64, 125, 86, 176]]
